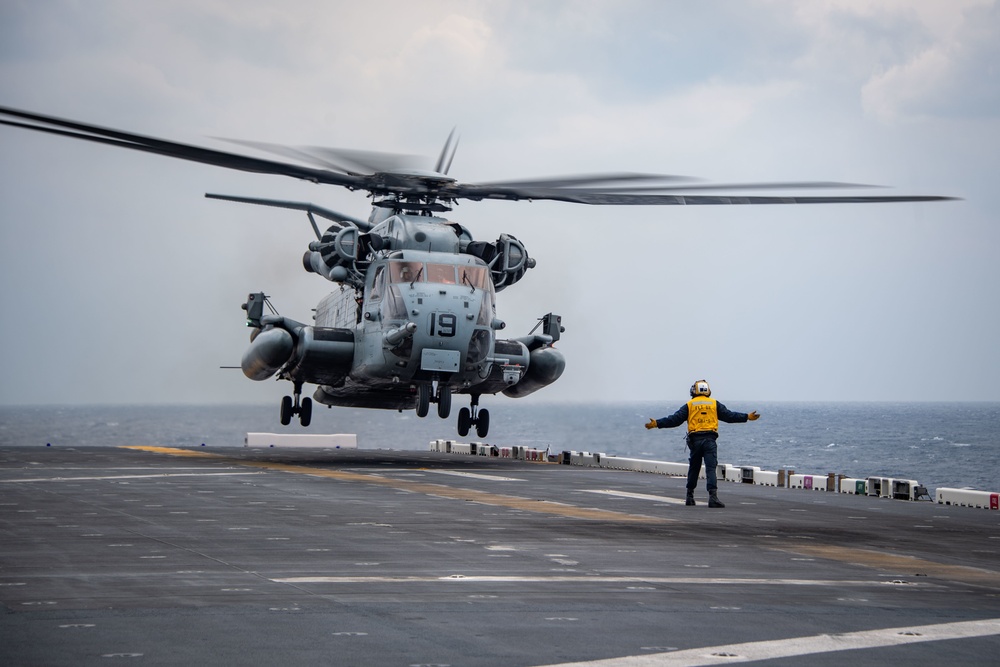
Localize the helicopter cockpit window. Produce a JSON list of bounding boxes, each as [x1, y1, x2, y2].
[[426, 263, 457, 285], [383, 285, 407, 320], [390, 261, 424, 284], [389, 260, 488, 289], [369, 265, 386, 300], [460, 266, 491, 292]]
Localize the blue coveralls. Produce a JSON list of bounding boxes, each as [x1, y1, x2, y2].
[[653, 401, 749, 493]]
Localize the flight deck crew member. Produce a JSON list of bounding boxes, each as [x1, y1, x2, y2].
[[645, 380, 759, 508]]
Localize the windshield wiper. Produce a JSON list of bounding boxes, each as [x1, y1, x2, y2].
[[462, 270, 476, 293], [409, 266, 423, 288]]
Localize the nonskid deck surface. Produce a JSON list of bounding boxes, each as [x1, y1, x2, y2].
[[1, 445, 998, 666]]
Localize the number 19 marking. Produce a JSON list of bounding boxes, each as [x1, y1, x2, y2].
[[430, 313, 457, 337]]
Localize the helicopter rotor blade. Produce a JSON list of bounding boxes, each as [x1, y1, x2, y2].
[[435, 128, 459, 175], [1, 105, 955, 209], [449, 176, 956, 205], [218, 138, 359, 175], [205, 193, 372, 230], [454, 189, 957, 205], [443, 134, 459, 175], [0, 105, 367, 189], [569, 180, 882, 193], [305, 146, 428, 175], [472, 173, 696, 189], [223, 137, 431, 176]]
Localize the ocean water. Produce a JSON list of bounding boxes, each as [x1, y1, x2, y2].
[[0, 401, 997, 493]]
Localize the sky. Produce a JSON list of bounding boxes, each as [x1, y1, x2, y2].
[[1, 0, 998, 407]]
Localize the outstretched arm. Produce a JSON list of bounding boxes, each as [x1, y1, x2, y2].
[[646, 404, 689, 429], [717, 402, 760, 423]]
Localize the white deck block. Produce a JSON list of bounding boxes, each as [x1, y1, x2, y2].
[[840, 478, 868, 495], [599, 456, 687, 476], [245, 432, 357, 449], [723, 464, 743, 483], [753, 470, 781, 486], [867, 476, 894, 498], [936, 488, 999, 509], [789, 474, 827, 491]]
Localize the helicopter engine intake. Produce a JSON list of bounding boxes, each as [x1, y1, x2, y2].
[[464, 233, 535, 291], [302, 224, 367, 284]]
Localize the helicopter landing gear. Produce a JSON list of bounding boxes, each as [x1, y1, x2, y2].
[[437, 385, 451, 419], [280, 383, 312, 427], [457, 395, 489, 438], [457, 408, 471, 436], [416, 383, 430, 418], [415, 381, 452, 420], [300, 397, 312, 427]]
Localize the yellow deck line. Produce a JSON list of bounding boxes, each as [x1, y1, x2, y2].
[[120, 446, 669, 524], [122, 446, 229, 459], [774, 544, 1000, 587]]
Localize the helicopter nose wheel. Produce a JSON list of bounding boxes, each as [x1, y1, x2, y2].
[[457, 395, 489, 438], [280, 383, 312, 427]]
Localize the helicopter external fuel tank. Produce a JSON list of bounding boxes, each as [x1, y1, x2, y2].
[[241, 328, 294, 381], [503, 345, 566, 398], [469, 338, 565, 398], [281, 327, 354, 385], [241, 325, 354, 384]]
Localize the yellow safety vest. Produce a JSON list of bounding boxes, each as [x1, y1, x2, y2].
[[687, 396, 719, 433]]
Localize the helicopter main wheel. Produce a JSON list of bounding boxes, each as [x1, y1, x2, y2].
[[457, 407, 471, 437], [459, 394, 489, 438], [476, 408, 490, 438], [280, 395, 293, 426], [416, 383, 430, 418], [437, 385, 452, 419], [299, 396, 313, 427]]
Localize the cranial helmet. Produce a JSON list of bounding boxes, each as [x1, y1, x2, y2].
[[690, 380, 711, 397]]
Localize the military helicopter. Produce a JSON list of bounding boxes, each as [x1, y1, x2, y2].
[[0, 106, 953, 436]]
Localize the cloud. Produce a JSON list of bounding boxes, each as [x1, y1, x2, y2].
[[862, 19, 1000, 120], [776, 0, 1000, 121]]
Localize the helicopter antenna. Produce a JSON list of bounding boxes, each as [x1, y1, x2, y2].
[[263, 295, 279, 316]]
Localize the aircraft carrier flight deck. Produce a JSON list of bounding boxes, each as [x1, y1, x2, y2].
[[1, 443, 998, 666]]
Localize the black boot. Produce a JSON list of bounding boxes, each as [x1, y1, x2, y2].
[[685, 491, 696, 506], [708, 493, 725, 508]]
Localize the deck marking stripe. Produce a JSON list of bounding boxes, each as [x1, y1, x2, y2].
[[272, 575, 916, 587], [420, 469, 524, 482], [532, 617, 1000, 666], [774, 544, 1000, 587], [122, 446, 226, 459], [1, 472, 261, 483], [120, 446, 669, 524], [585, 490, 686, 505]]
